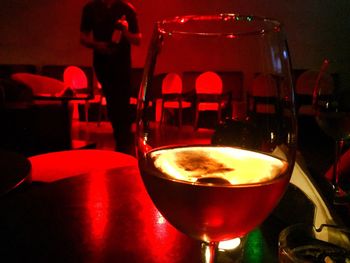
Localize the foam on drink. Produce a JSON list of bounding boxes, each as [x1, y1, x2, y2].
[[150, 146, 288, 185]]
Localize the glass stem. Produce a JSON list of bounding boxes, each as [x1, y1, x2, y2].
[[201, 242, 218, 263], [333, 139, 344, 195]]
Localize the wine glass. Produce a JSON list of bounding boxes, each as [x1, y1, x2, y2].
[[136, 14, 297, 262], [313, 58, 350, 204]]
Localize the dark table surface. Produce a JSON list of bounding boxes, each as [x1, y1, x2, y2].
[[0, 150, 31, 196], [34, 93, 93, 102], [0, 162, 340, 262]]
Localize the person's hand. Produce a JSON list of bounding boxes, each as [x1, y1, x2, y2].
[[94, 41, 113, 54], [115, 15, 128, 32]]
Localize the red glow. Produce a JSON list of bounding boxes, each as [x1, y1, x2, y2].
[[138, 137, 153, 153], [63, 66, 88, 90], [160, 73, 192, 126], [29, 150, 137, 182], [29, 151, 200, 260], [273, 26, 281, 32], [205, 207, 225, 227], [226, 34, 237, 39], [87, 171, 110, 246], [196, 71, 222, 94], [195, 71, 224, 111], [11, 73, 65, 95], [175, 17, 188, 24], [104, 167, 198, 261], [162, 73, 191, 108], [162, 73, 182, 94], [140, 187, 191, 261]]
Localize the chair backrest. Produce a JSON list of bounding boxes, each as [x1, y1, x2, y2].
[[11, 72, 65, 95], [296, 69, 334, 95], [195, 71, 222, 94], [63, 66, 88, 91], [250, 74, 278, 114], [162, 73, 182, 94], [295, 70, 318, 95], [251, 74, 278, 97]]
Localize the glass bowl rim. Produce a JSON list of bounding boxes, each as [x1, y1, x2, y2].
[[157, 13, 283, 37]]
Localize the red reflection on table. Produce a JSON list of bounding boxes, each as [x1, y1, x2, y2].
[[141, 193, 190, 262], [86, 170, 110, 247]]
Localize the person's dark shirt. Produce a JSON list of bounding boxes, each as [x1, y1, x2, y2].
[[80, 0, 139, 64]]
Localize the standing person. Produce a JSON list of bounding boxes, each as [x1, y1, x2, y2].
[[80, 0, 141, 154]]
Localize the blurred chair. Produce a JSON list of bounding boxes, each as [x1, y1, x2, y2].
[[248, 73, 278, 115], [160, 73, 192, 128], [194, 71, 227, 130], [63, 66, 94, 122], [295, 69, 334, 116], [29, 149, 137, 183], [5, 74, 73, 155], [11, 72, 65, 97]]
